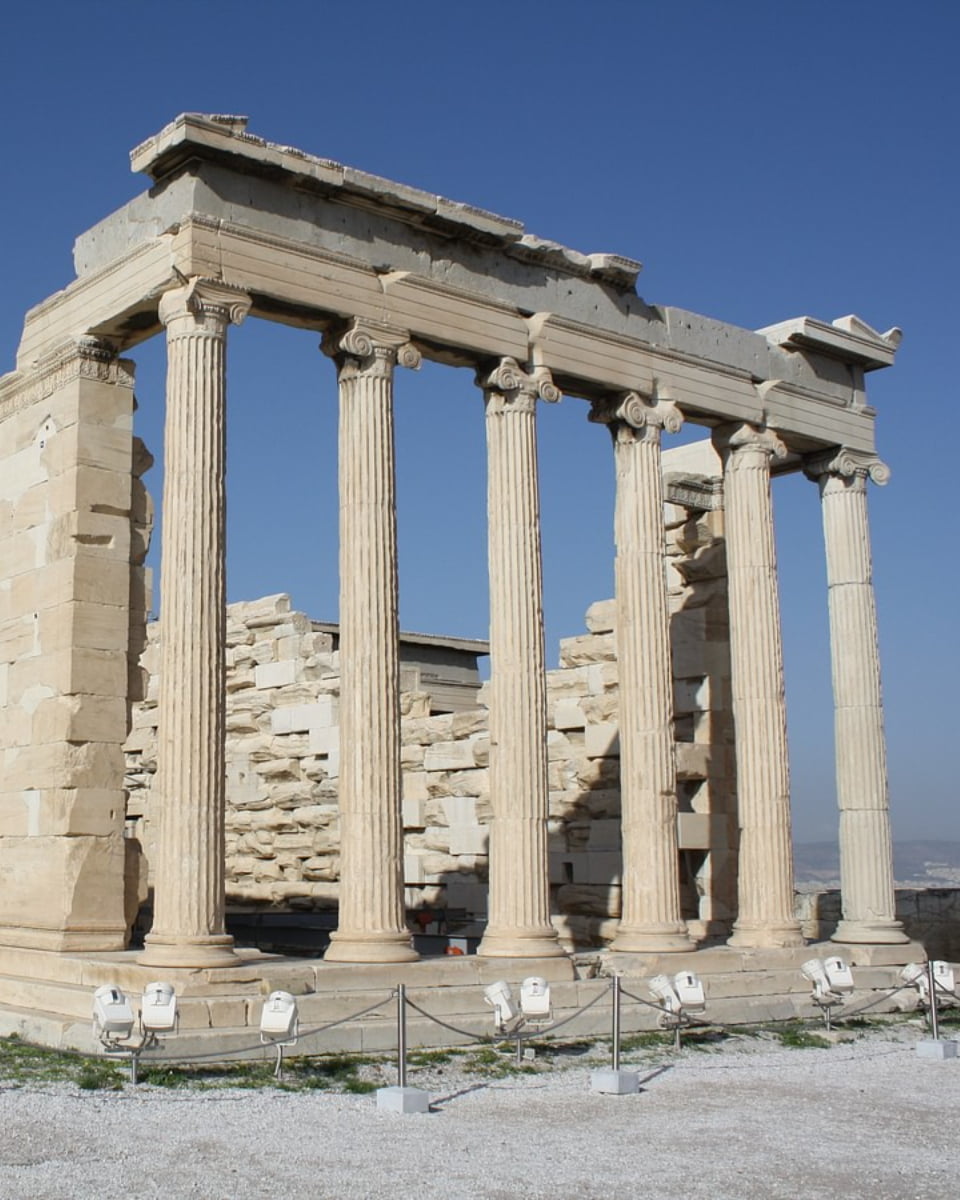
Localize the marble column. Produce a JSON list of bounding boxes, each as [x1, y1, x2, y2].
[[478, 358, 563, 958], [140, 278, 250, 968], [805, 449, 907, 944], [322, 321, 419, 963], [592, 392, 693, 952], [713, 423, 803, 948]]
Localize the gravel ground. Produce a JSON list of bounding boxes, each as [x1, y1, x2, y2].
[[1, 1026, 957, 1199]]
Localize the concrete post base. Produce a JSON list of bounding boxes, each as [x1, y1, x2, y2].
[[376, 1086, 432, 1114], [591, 1068, 640, 1095], [916, 1040, 958, 1060]]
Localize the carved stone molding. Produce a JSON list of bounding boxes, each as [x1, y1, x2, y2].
[[479, 357, 560, 415], [803, 447, 890, 487]]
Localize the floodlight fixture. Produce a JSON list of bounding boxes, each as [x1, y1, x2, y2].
[[801, 958, 832, 1001], [901, 962, 930, 1004], [93, 985, 135, 1044], [823, 957, 855, 995], [649, 974, 680, 1014], [519, 976, 552, 1025], [673, 971, 706, 1015], [141, 981, 178, 1035], [260, 990, 300, 1044], [483, 980, 517, 1032]]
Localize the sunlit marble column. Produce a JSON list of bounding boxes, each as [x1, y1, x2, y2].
[[805, 449, 906, 944], [478, 358, 563, 958], [322, 321, 419, 963], [140, 278, 250, 968], [591, 392, 693, 952], [713, 422, 803, 948]]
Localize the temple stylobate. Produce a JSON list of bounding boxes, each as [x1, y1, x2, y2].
[[0, 112, 909, 1020]]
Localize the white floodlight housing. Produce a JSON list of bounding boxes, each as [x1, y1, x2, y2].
[[649, 974, 680, 1014], [801, 958, 832, 1001], [823, 957, 855, 996], [900, 962, 930, 1003], [673, 971, 706, 1014], [932, 961, 956, 999], [260, 990, 299, 1042], [483, 980, 517, 1031], [93, 985, 135, 1042], [519, 976, 552, 1023], [141, 981, 178, 1034]]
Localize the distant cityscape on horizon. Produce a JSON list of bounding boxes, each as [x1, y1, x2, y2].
[[794, 841, 960, 889]]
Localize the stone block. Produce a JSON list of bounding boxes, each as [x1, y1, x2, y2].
[[676, 743, 711, 779], [254, 660, 297, 690], [584, 722, 619, 759], [677, 812, 711, 850], [423, 741, 476, 771], [584, 599, 616, 634], [553, 699, 586, 731], [308, 725, 340, 756], [271, 697, 338, 735], [448, 826, 488, 855]]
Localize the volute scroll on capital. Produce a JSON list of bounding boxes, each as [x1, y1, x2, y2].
[[321, 320, 422, 377], [157, 277, 253, 332], [478, 357, 560, 415], [803, 447, 891, 487], [589, 390, 684, 442], [712, 421, 788, 463]]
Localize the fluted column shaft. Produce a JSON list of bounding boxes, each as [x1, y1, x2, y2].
[[593, 393, 693, 952], [140, 278, 250, 968], [478, 359, 563, 958], [807, 450, 906, 944], [714, 423, 803, 948], [323, 322, 418, 963]]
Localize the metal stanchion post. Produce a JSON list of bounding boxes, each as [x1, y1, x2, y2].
[[397, 982, 408, 1089], [612, 975, 621, 1073], [376, 983, 430, 1114], [915, 959, 957, 1060], [927, 961, 940, 1041], [591, 978, 639, 1095]]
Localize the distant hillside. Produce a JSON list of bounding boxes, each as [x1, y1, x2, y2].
[[794, 841, 960, 887]]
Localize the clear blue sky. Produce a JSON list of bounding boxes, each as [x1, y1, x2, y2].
[[1, 1, 955, 844]]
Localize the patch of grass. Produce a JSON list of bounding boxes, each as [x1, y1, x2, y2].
[[775, 1025, 831, 1050], [619, 1030, 671, 1051], [343, 1078, 378, 1094], [407, 1048, 455, 1067], [76, 1064, 124, 1091]]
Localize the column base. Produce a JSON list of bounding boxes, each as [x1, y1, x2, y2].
[[611, 923, 695, 953], [477, 927, 566, 959], [324, 930, 419, 963], [139, 933, 239, 968], [831, 919, 909, 946], [727, 920, 804, 949]]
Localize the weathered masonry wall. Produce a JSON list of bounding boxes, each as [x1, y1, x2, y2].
[[124, 463, 736, 949], [0, 341, 149, 949]]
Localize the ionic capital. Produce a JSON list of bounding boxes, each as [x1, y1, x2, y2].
[[803, 447, 890, 487], [590, 390, 683, 444], [321, 319, 421, 380], [713, 421, 788, 463], [478, 357, 560, 415], [158, 277, 252, 336]]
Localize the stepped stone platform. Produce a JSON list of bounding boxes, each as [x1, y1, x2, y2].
[[0, 942, 928, 1062]]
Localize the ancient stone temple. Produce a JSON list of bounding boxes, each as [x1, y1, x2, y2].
[[0, 114, 916, 1048]]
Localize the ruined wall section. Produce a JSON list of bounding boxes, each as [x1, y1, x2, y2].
[[125, 479, 733, 948]]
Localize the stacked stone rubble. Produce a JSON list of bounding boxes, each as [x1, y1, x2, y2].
[[125, 473, 735, 947]]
